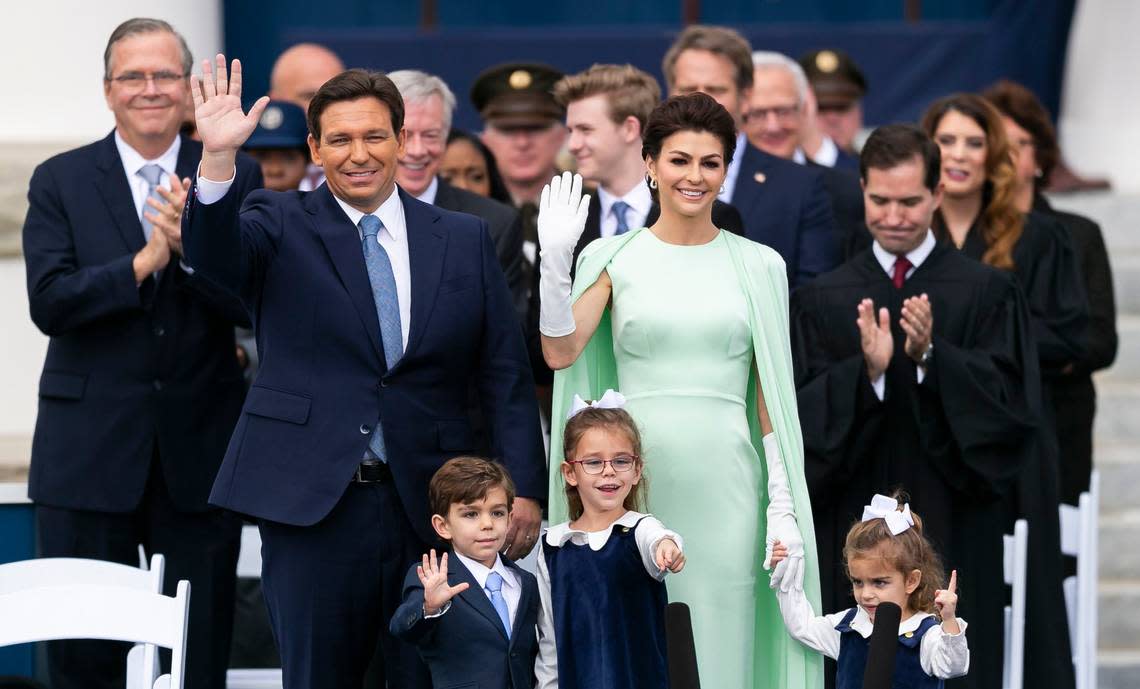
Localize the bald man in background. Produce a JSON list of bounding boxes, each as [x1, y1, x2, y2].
[[269, 43, 345, 190]]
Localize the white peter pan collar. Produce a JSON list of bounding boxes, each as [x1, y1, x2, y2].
[[846, 606, 939, 639], [544, 510, 648, 550]]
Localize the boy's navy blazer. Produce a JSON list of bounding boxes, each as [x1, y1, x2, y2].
[[390, 552, 539, 689], [731, 142, 839, 287], [182, 182, 544, 544]]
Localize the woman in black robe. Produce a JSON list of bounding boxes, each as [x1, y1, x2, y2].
[[922, 93, 1086, 689], [983, 80, 1118, 504]]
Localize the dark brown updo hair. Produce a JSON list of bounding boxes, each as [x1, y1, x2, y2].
[[843, 492, 947, 615], [562, 407, 646, 521], [981, 79, 1060, 192], [642, 93, 737, 195]]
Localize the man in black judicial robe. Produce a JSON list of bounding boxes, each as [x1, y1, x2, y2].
[[791, 126, 1041, 689]]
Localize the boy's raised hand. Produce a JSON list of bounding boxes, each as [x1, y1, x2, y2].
[[655, 537, 686, 574], [935, 569, 961, 633], [417, 549, 469, 615]]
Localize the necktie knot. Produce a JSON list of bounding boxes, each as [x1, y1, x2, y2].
[[892, 255, 913, 289], [138, 164, 164, 188], [612, 200, 631, 235], [485, 571, 504, 594], [359, 214, 383, 239]]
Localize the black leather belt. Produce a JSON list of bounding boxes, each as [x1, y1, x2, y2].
[[352, 460, 392, 484]]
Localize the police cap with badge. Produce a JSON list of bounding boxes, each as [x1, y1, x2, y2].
[[470, 63, 565, 131], [798, 49, 867, 112], [244, 100, 310, 152]]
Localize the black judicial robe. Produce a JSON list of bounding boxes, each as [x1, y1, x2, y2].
[[791, 244, 1038, 689], [943, 212, 1085, 689]]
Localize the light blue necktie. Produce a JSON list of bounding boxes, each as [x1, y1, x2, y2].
[[359, 214, 403, 461], [138, 164, 164, 241], [612, 200, 631, 235], [485, 571, 511, 638]]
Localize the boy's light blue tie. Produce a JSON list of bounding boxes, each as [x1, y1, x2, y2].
[[359, 214, 403, 461], [138, 164, 165, 241], [612, 200, 631, 235], [485, 571, 511, 638]]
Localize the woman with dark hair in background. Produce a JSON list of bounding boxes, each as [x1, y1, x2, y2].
[[538, 93, 823, 689], [442, 129, 513, 204], [922, 93, 1084, 689], [982, 79, 1118, 504]]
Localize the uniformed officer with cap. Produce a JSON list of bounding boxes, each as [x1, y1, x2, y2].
[[472, 63, 567, 270], [242, 99, 311, 192], [799, 49, 867, 153]]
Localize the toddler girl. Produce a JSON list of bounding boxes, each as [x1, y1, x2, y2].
[[535, 391, 685, 689], [771, 493, 969, 688]]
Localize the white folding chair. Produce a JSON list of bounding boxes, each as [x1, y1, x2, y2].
[[1002, 519, 1028, 689], [226, 525, 283, 689], [1060, 470, 1099, 689], [0, 578, 189, 689], [0, 554, 167, 688]]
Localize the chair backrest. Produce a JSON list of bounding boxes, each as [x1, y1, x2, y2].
[[0, 580, 190, 689], [0, 555, 164, 593], [1002, 519, 1028, 689]]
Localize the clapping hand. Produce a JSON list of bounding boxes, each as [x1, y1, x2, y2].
[[191, 54, 269, 179], [143, 175, 190, 256], [900, 293, 933, 364], [856, 298, 893, 381], [934, 569, 961, 634], [655, 537, 686, 574], [417, 550, 469, 616]]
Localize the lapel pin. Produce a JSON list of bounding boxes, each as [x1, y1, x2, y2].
[[753, 172, 767, 184]]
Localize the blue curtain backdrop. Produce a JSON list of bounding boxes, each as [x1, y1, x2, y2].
[[224, 0, 1075, 132]]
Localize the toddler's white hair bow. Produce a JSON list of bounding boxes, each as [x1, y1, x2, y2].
[[568, 389, 627, 419], [861, 494, 915, 535]]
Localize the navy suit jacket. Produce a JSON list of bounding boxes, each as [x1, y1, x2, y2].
[[182, 182, 544, 544], [390, 552, 539, 689], [22, 132, 261, 513], [731, 142, 839, 287]]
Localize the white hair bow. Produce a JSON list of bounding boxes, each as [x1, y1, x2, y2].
[[568, 389, 627, 419], [861, 494, 915, 536]]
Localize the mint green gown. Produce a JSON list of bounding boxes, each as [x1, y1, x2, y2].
[[549, 229, 823, 689]]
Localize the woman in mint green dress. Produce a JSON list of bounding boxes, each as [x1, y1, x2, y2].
[[536, 93, 823, 689]]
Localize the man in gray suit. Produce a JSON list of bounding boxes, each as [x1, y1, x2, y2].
[[389, 69, 527, 320]]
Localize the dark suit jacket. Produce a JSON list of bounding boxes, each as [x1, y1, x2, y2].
[[22, 132, 262, 513], [808, 160, 869, 260], [390, 552, 539, 689], [433, 178, 527, 321], [182, 184, 544, 544], [731, 142, 839, 287], [524, 193, 745, 384]]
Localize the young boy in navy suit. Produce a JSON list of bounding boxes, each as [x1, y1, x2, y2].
[[391, 457, 540, 688]]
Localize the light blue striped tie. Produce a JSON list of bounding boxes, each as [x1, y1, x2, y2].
[[138, 164, 164, 241], [360, 214, 403, 460], [485, 572, 511, 638], [612, 200, 632, 235]]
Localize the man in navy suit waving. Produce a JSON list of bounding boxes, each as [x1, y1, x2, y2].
[[182, 58, 544, 689]]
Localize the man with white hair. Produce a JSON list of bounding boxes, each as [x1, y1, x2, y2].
[[388, 70, 527, 319], [746, 51, 858, 170], [747, 51, 868, 258]]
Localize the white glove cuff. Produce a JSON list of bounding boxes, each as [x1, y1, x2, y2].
[[538, 250, 576, 337]]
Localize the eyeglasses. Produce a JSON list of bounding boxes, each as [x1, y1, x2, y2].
[[107, 71, 188, 92], [567, 455, 639, 475], [747, 105, 799, 122]]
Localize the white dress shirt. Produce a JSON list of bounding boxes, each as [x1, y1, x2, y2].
[[414, 176, 440, 205], [450, 551, 522, 628], [867, 229, 937, 400], [597, 183, 653, 238], [115, 131, 181, 220], [793, 135, 841, 168], [719, 132, 748, 203], [195, 175, 413, 350], [776, 586, 970, 679], [534, 511, 683, 689]]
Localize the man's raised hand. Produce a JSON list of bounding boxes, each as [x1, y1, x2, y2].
[[191, 54, 269, 165]]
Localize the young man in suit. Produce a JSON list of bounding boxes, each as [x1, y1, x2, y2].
[[391, 457, 539, 689], [21, 18, 262, 689], [182, 62, 544, 689], [663, 25, 839, 287], [388, 69, 527, 321]]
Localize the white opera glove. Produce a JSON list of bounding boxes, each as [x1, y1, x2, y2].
[[762, 433, 806, 593], [537, 172, 591, 337]]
